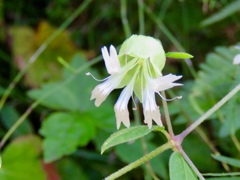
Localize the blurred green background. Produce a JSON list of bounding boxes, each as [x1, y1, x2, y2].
[[0, 0, 240, 179]]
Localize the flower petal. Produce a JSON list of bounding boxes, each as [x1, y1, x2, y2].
[[101, 45, 121, 75], [114, 70, 138, 129], [142, 87, 163, 129], [91, 74, 125, 106], [150, 74, 182, 92]]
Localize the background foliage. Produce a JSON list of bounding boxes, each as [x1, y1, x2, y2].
[[0, 0, 240, 179]]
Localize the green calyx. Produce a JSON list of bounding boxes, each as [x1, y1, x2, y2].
[[118, 34, 166, 73], [115, 35, 167, 101]]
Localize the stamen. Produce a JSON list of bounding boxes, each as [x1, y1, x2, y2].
[[86, 72, 109, 82], [157, 92, 182, 101]]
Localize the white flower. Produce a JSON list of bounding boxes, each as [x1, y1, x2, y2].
[[88, 35, 183, 129]]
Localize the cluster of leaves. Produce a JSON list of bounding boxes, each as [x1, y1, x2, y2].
[[0, 0, 240, 179]]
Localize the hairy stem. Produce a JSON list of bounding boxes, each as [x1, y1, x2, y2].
[[161, 91, 174, 137], [179, 147, 205, 180], [105, 142, 172, 180], [178, 84, 240, 140]]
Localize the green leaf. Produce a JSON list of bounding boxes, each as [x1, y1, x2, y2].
[[40, 111, 96, 163], [169, 152, 197, 180], [0, 86, 4, 96], [190, 44, 240, 137], [0, 105, 33, 137], [57, 158, 89, 180], [101, 125, 164, 154], [10, 22, 78, 87], [212, 154, 240, 168], [28, 53, 98, 112], [165, 52, 193, 59], [200, 0, 240, 27], [0, 135, 46, 180]]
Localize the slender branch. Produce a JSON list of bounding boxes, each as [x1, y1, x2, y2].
[[0, 0, 92, 111], [105, 142, 172, 180], [178, 84, 240, 140], [179, 147, 205, 180], [168, 90, 230, 172]]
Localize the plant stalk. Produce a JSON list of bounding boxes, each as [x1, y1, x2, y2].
[[105, 142, 172, 180]]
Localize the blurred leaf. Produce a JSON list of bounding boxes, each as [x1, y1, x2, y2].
[[182, 134, 219, 172], [190, 44, 240, 136], [212, 154, 240, 168], [219, 97, 240, 137], [0, 86, 5, 96], [201, 1, 240, 27], [10, 21, 78, 87], [169, 152, 197, 180], [28, 54, 97, 112], [115, 138, 168, 179], [40, 111, 96, 163], [57, 158, 89, 180], [0, 135, 46, 180], [0, 105, 33, 137], [101, 125, 164, 154], [165, 52, 193, 59]]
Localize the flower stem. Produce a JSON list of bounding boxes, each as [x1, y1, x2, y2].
[[161, 91, 174, 137], [178, 84, 240, 140], [0, 0, 92, 111], [179, 147, 205, 180], [105, 142, 172, 180]]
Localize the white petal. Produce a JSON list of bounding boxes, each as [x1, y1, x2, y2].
[[101, 45, 121, 75], [114, 73, 136, 129], [233, 54, 240, 65], [91, 74, 125, 106], [151, 74, 182, 92], [142, 87, 163, 128]]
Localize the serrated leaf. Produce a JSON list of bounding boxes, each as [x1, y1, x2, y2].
[[0, 135, 46, 180], [212, 154, 240, 168], [165, 52, 193, 59], [101, 125, 164, 154], [40, 112, 96, 163], [169, 152, 197, 180]]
